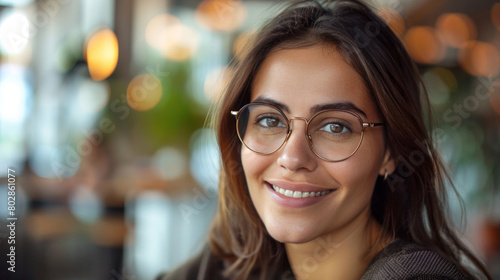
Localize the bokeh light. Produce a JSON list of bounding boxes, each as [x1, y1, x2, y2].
[[0, 64, 31, 177], [436, 13, 476, 48], [0, 65, 30, 123], [85, 28, 119, 81], [69, 187, 103, 223], [422, 67, 456, 106], [433, 67, 457, 92], [204, 66, 232, 100], [195, 0, 247, 32], [162, 24, 199, 61], [145, 14, 180, 50], [0, 0, 34, 5], [376, 7, 405, 36], [0, 65, 31, 177], [459, 41, 500, 77], [233, 30, 254, 58], [404, 26, 446, 64], [145, 14, 199, 61], [0, 10, 29, 55], [189, 128, 220, 192], [77, 80, 110, 113], [126, 74, 163, 111], [31, 145, 74, 178], [153, 147, 187, 180], [5, 42, 32, 66]]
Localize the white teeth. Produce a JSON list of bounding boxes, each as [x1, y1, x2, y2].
[[271, 185, 331, 199]]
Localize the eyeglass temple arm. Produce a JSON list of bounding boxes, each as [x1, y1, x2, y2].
[[231, 111, 238, 118]]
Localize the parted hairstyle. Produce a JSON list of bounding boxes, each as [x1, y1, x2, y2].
[[208, 0, 492, 279]]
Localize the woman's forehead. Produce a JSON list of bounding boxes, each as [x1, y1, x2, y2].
[[250, 45, 378, 119]]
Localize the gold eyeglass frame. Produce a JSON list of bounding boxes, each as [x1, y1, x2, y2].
[[231, 102, 384, 162]]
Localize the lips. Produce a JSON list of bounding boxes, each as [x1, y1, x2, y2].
[[265, 180, 336, 208]]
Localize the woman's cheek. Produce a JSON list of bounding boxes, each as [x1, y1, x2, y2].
[[241, 148, 267, 184]]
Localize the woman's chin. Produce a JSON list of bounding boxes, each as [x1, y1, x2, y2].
[[267, 226, 318, 244]]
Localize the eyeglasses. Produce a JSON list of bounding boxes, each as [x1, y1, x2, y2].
[[231, 103, 384, 162]]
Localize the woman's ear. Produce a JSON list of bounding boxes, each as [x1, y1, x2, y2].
[[379, 149, 396, 177]]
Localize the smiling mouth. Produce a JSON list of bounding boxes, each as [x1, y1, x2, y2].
[[271, 184, 334, 198]]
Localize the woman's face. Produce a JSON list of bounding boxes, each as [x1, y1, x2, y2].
[[241, 45, 393, 244]]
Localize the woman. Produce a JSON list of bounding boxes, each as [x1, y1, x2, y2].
[[158, 0, 492, 279]]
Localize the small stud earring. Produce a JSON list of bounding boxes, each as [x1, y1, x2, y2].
[[384, 170, 389, 181]]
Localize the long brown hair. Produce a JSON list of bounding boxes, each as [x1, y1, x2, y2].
[[208, 0, 492, 279]]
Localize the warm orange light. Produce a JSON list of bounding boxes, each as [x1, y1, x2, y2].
[[6, 42, 32, 66], [144, 14, 199, 61], [127, 74, 163, 111], [86, 28, 119, 81], [145, 14, 180, 50], [404, 26, 445, 64], [490, 79, 500, 114], [436, 13, 476, 48], [459, 41, 500, 77], [162, 24, 199, 61], [376, 7, 405, 36], [492, 3, 500, 31], [204, 66, 233, 100], [233, 30, 253, 58], [195, 0, 246, 32]]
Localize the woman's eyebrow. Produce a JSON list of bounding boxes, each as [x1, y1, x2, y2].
[[252, 97, 367, 118], [310, 102, 367, 118], [252, 96, 290, 113]]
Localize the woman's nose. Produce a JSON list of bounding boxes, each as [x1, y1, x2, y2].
[[276, 119, 318, 172]]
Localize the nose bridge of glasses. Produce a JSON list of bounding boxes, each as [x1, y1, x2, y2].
[[287, 116, 309, 133], [288, 116, 309, 127], [287, 117, 312, 143]]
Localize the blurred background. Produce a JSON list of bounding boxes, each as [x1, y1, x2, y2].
[[0, 0, 499, 279]]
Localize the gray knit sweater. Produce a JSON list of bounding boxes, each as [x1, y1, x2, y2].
[[157, 239, 474, 280], [360, 239, 473, 279]]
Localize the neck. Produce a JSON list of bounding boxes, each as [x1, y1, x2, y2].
[[285, 211, 389, 280]]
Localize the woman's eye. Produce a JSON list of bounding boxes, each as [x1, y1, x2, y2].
[[258, 117, 284, 128], [320, 123, 347, 134]]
